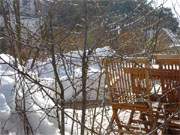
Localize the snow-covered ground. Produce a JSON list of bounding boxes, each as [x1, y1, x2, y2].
[[0, 54, 58, 135], [26, 46, 115, 101], [0, 46, 116, 135]]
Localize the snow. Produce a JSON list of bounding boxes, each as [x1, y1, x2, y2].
[[94, 46, 115, 57], [26, 46, 114, 101], [21, 17, 40, 32], [0, 79, 59, 135], [0, 53, 59, 134], [0, 54, 16, 110], [26, 110, 59, 135], [0, 93, 11, 134], [0, 46, 115, 134], [0, 93, 11, 121]]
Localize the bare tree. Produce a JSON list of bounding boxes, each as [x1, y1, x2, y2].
[[0, 0, 179, 135]]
